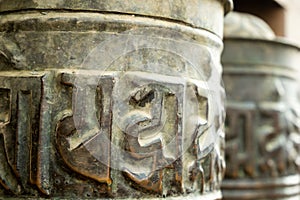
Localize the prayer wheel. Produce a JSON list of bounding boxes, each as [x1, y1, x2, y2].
[[222, 12, 300, 200], [0, 0, 232, 199]]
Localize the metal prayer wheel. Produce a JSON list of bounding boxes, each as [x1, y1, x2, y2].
[[0, 0, 232, 199], [222, 12, 300, 200]]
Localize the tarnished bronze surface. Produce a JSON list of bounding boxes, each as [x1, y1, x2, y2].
[[0, 0, 232, 39], [222, 12, 300, 200], [0, 0, 232, 199]]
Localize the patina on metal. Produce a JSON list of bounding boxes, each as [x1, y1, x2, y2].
[[0, 0, 232, 199], [222, 12, 300, 200]]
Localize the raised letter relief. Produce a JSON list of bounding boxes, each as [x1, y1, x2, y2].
[[54, 66, 219, 198], [0, 71, 46, 195]]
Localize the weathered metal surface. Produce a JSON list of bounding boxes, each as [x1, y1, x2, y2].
[[222, 12, 300, 200], [0, 0, 232, 39], [0, 0, 231, 199]]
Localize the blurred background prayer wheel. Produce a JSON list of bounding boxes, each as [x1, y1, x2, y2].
[[222, 12, 300, 200], [0, 0, 232, 199]]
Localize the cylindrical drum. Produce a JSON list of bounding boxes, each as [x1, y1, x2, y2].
[[0, 0, 232, 199], [222, 12, 300, 200]]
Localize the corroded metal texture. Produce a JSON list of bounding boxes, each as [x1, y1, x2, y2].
[[222, 12, 300, 200], [0, 0, 232, 39], [0, 0, 231, 199]]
